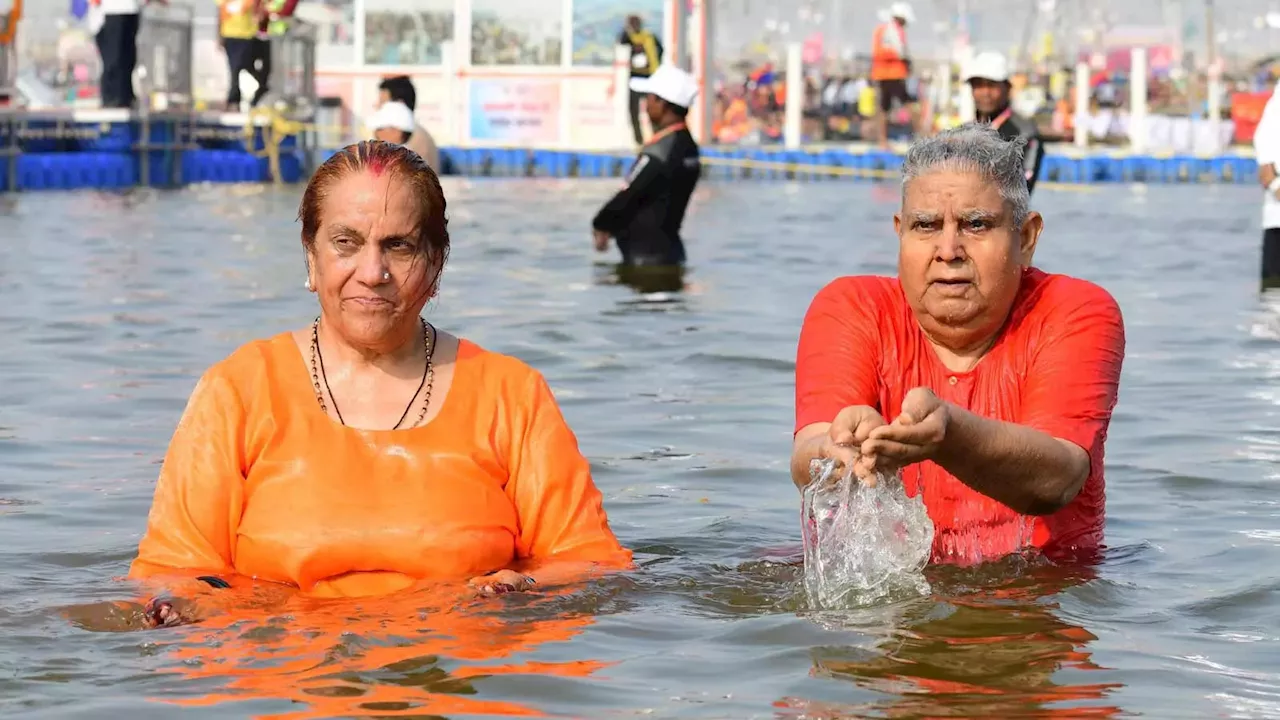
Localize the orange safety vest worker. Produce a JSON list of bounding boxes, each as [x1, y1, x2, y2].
[[870, 21, 909, 82], [0, 0, 22, 47]]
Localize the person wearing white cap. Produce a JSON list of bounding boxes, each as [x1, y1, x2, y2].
[[377, 75, 440, 171], [591, 64, 701, 271], [965, 51, 1044, 195], [369, 101, 417, 148], [870, 2, 916, 148]]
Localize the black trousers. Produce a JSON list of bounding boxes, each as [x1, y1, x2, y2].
[[1264, 227, 1280, 290], [629, 89, 644, 145], [224, 37, 271, 108], [96, 13, 140, 109], [616, 230, 686, 267]]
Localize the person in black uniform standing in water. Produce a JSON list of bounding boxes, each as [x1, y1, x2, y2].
[[965, 51, 1044, 195], [592, 64, 700, 288], [618, 14, 664, 146]]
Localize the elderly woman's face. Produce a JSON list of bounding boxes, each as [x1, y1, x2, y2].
[[307, 168, 437, 349], [894, 170, 1039, 340]]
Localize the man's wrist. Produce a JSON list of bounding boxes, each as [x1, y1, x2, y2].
[[933, 401, 976, 467]]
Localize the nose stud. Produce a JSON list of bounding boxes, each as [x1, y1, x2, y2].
[[382, 271, 391, 281]]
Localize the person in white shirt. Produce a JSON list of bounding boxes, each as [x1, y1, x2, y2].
[[1254, 78, 1280, 289], [376, 75, 440, 171], [92, 0, 166, 109]]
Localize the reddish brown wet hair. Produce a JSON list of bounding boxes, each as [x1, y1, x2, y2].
[[297, 140, 450, 268]]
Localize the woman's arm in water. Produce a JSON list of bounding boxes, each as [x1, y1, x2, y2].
[[128, 368, 250, 622], [500, 372, 633, 588]]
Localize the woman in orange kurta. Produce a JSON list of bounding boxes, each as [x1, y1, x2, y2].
[[129, 140, 631, 627]]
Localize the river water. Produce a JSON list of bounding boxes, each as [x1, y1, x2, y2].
[[1, 178, 1277, 719]]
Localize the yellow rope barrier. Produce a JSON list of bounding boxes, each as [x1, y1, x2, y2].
[[243, 106, 306, 185]]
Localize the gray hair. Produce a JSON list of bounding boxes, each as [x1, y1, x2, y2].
[[900, 123, 1030, 228]]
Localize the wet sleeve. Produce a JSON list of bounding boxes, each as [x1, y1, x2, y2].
[[1019, 286, 1125, 461], [794, 278, 883, 435], [505, 372, 631, 567], [591, 152, 667, 234], [128, 370, 246, 582]]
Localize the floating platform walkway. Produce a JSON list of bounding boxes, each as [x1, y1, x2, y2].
[[0, 109, 1263, 192], [0, 109, 311, 193]]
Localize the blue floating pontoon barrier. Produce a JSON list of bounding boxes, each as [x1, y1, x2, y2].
[[0, 107, 1260, 192]]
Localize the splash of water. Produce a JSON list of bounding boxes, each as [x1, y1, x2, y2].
[[800, 458, 935, 609]]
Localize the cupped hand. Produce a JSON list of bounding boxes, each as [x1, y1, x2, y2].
[[817, 405, 888, 483], [859, 387, 949, 479], [468, 569, 537, 597]]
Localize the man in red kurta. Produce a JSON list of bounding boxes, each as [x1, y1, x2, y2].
[[792, 124, 1125, 566]]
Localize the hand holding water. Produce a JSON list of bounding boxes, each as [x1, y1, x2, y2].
[[860, 387, 950, 478], [817, 405, 887, 483]]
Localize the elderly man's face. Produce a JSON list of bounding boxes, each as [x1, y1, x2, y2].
[[894, 170, 1041, 344]]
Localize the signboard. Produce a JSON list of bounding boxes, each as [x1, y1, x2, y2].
[[564, 75, 621, 149], [468, 77, 561, 144]]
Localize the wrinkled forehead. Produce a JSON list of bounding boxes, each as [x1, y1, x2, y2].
[[901, 168, 1008, 217], [319, 168, 423, 235]]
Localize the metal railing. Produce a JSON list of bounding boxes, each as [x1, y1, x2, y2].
[[189, 16, 317, 118], [0, 108, 318, 193], [136, 4, 196, 110], [0, 14, 14, 105], [266, 19, 317, 120]]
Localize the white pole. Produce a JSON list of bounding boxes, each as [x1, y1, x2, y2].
[[1207, 63, 1223, 152], [784, 41, 803, 149], [699, 0, 714, 144], [353, 0, 367, 70], [957, 45, 976, 122], [440, 40, 455, 146], [663, 0, 679, 66], [937, 59, 952, 118], [672, 0, 688, 68], [1129, 46, 1147, 153], [1073, 60, 1089, 148], [614, 44, 632, 147]]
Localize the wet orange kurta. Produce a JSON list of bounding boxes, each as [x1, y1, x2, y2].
[[129, 333, 632, 598], [795, 268, 1125, 565]]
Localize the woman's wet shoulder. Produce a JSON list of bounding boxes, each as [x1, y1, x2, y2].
[[452, 337, 546, 395], [201, 333, 299, 390]]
